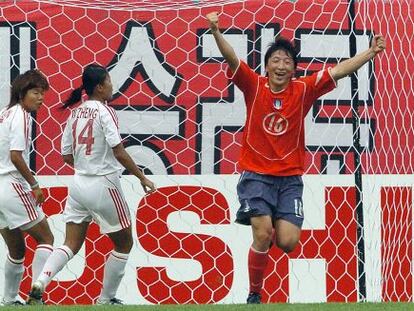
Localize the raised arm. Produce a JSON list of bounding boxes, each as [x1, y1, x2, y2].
[[206, 12, 239, 72], [330, 35, 386, 81]]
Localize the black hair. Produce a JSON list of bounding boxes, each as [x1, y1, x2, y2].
[[63, 63, 108, 108], [264, 37, 298, 69], [8, 69, 49, 108]]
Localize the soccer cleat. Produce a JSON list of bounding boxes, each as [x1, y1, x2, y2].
[[27, 280, 45, 305], [0, 298, 25, 306], [246, 292, 262, 304], [96, 297, 124, 305]]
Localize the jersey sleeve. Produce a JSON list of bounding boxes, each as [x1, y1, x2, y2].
[[100, 105, 122, 148], [61, 118, 73, 155], [9, 107, 28, 151], [226, 60, 259, 106], [301, 68, 337, 112]]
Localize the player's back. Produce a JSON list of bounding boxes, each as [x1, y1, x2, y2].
[[62, 100, 122, 176]]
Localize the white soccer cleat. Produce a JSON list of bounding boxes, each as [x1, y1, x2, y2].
[[96, 297, 124, 305], [1, 297, 25, 306]]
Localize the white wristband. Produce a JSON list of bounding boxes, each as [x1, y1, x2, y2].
[[30, 182, 39, 190]]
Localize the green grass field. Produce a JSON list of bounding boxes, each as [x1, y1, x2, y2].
[[2, 303, 413, 310]]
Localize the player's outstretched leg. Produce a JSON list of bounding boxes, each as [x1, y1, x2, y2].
[[96, 227, 132, 305], [1, 222, 52, 307], [246, 245, 268, 304], [2, 254, 25, 306], [27, 222, 87, 305], [95, 251, 128, 305], [27, 245, 74, 305], [23, 218, 54, 305], [245, 214, 273, 304]]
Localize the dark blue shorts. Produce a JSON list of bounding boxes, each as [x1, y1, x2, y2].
[[236, 171, 304, 228]]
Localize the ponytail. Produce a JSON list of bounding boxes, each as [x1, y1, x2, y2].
[[62, 64, 108, 108], [62, 86, 83, 108]]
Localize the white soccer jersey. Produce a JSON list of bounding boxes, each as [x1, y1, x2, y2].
[[61, 100, 122, 175], [0, 104, 31, 174]]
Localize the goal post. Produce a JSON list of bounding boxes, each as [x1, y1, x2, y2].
[[0, 0, 412, 304]]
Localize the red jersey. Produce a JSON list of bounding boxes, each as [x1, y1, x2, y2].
[[229, 60, 336, 176]]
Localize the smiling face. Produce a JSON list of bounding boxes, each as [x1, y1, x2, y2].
[[21, 87, 46, 112], [265, 49, 295, 92]]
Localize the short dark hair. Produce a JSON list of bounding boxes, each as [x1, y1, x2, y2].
[[8, 69, 49, 108], [264, 37, 298, 69]]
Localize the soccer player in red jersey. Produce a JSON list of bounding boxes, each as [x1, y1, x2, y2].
[[206, 11, 385, 304]]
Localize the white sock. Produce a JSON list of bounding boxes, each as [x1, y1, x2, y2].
[[99, 251, 129, 301], [31, 244, 53, 285], [3, 255, 24, 302], [37, 245, 74, 288]]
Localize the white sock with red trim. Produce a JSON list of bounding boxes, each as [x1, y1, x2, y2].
[[31, 244, 53, 285], [36, 245, 74, 288], [3, 255, 24, 302], [98, 251, 129, 301]]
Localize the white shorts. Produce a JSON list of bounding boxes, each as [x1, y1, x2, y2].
[[0, 172, 45, 230], [64, 172, 131, 234]]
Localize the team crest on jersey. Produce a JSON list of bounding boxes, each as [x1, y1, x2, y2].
[[273, 99, 282, 110]]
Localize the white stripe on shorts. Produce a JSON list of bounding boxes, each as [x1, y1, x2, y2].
[[12, 183, 37, 221], [108, 188, 130, 229]]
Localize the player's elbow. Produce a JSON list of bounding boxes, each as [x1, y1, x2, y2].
[[330, 66, 349, 82], [62, 154, 74, 165], [112, 143, 127, 162], [113, 153, 126, 164]]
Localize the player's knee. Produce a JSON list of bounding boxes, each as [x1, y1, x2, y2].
[[35, 233, 54, 246], [27, 220, 55, 245], [278, 244, 295, 254], [8, 245, 26, 260], [112, 233, 133, 253], [39, 230, 54, 245], [63, 240, 83, 255], [276, 238, 299, 253], [122, 235, 133, 253], [114, 242, 132, 254], [124, 239, 133, 253], [254, 230, 273, 249]]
